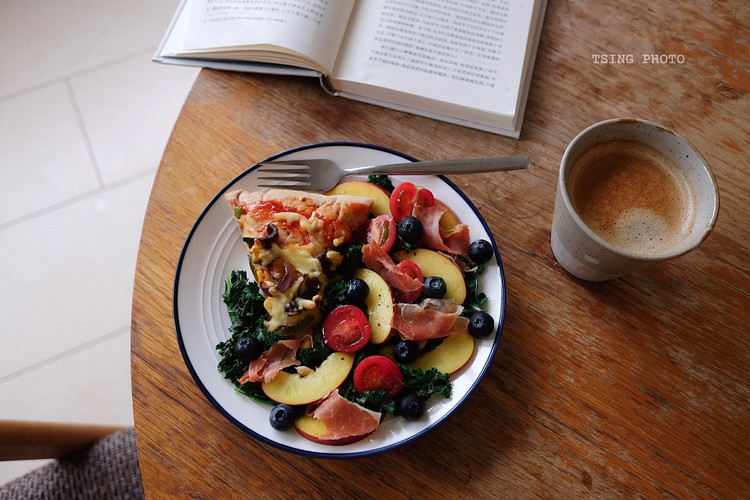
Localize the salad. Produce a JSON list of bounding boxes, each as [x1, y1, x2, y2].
[[216, 175, 495, 445]]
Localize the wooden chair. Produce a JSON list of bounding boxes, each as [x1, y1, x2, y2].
[[0, 420, 143, 497], [0, 420, 127, 461]]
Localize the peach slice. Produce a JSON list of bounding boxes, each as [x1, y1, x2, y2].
[[409, 334, 474, 374], [326, 181, 392, 217], [392, 248, 466, 304], [435, 200, 460, 231], [354, 268, 395, 344], [261, 352, 354, 405], [378, 334, 475, 374], [294, 415, 373, 445]]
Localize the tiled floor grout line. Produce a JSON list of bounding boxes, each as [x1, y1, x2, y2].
[[0, 44, 166, 231], [0, 325, 131, 385], [65, 77, 105, 189], [0, 45, 159, 103], [0, 167, 157, 233]]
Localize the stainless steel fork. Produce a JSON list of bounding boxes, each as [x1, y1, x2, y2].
[[255, 156, 530, 191]]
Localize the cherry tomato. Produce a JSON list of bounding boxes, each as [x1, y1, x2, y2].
[[322, 305, 371, 352], [389, 182, 435, 222], [353, 355, 403, 398], [367, 214, 396, 252], [393, 260, 423, 303]]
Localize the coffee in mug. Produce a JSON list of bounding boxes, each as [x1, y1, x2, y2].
[[551, 119, 719, 281], [567, 139, 695, 256]]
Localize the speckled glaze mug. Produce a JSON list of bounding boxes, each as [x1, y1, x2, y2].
[[551, 119, 720, 281]]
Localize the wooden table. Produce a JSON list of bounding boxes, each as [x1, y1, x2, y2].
[[132, 1, 749, 497]]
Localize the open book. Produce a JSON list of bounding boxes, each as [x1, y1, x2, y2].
[[155, 0, 547, 138]]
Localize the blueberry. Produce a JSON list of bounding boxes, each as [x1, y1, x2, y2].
[[345, 278, 369, 303], [398, 216, 423, 243], [234, 336, 263, 364], [269, 403, 296, 431], [422, 276, 447, 299], [468, 311, 494, 338], [393, 339, 420, 364], [468, 239, 493, 265], [397, 392, 425, 420]]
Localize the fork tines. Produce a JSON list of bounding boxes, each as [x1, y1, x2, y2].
[[257, 162, 311, 188]]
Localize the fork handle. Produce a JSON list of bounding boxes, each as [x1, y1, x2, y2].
[[347, 156, 530, 175]]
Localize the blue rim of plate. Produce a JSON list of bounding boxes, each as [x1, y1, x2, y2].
[[173, 141, 506, 458]]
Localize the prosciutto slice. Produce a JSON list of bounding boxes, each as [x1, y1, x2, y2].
[[393, 299, 470, 341], [412, 203, 471, 256], [238, 338, 304, 384], [361, 242, 422, 293], [309, 390, 381, 440]]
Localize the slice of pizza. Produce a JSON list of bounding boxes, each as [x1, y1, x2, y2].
[[225, 188, 373, 333]]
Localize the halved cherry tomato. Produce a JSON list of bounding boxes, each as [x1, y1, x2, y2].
[[322, 305, 371, 352], [393, 260, 423, 303], [353, 355, 403, 398], [367, 214, 396, 252], [389, 182, 435, 222]]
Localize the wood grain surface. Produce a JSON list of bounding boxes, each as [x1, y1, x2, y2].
[[132, 1, 749, 497]]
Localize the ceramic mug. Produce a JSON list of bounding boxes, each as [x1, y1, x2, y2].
[[551, 119, 720, 281]]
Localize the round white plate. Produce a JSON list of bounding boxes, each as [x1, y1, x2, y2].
[[174, 142, 506, 458]]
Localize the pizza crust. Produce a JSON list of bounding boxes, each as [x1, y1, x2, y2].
[[225, 189, 372, 213], [225, 189, 373, 239]]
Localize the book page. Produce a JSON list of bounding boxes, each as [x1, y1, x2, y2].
[[180, 0, 355, 73], [331, 0, 537, 117]]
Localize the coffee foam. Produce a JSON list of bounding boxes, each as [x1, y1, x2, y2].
[[568, 140, 696, 255]]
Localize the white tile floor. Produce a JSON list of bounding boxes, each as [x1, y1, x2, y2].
[[0, 0, 199, 484]]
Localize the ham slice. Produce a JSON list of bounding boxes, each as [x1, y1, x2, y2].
[[412, 203, 471, 256], [309, 390, 381, 440], [361, 242, 422, 293], [441, 225, 471, 256], [393, 299, 470, 341], [238, 338, 304, 384]]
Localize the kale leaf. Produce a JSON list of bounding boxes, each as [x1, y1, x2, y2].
[[462, 264, 488, 315], [297, 338, 333, 370], [221, 270, 274, 344], [235, 382, 273, 405], [394, 235, 419, 253], [324, 280, 348, 310], [367, 174, 394, 193], [400, 366, 452, 400], [343, 244, 363, 277], [217, 270, 277, 385], [323, 243, 364, 312], [342, 381, 397, 415], [340, 360, 452, 416]]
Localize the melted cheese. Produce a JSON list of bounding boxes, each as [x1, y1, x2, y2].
[[263, 273, 322, 333], [265, 282, 302, 331], [279, 247, 322, 277], [273, 211, 325, 234]]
